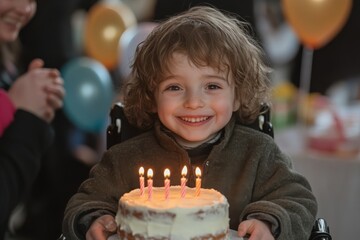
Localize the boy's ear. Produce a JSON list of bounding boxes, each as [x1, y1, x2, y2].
[[233, 100, 240, 111]]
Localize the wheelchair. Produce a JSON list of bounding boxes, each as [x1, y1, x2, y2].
[[106, 102, 332, 240]]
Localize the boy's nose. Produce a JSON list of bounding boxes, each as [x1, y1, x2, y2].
[[183, 91, 205, 109]]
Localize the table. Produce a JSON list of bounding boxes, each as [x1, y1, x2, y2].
[[276, 126, 360, 239]]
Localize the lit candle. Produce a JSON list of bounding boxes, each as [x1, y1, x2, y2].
[[195, 167, 201, 197], [139, 167, 145, 196], [164, 168, 170, 200], [180, 166, 187, 198], [147, 168, 153, 200]]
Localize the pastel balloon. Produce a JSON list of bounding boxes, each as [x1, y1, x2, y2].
[[282, 0, 352, 49], [62, 57, 114, 132], [84, 2, 136, 70], [254, 0, 300, 65], [118, 22, 158, 79]]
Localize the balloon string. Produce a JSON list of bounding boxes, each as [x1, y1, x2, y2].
[[297, 46, 314, 148], [299, 47, 313, 101], [298, 47, 314, 121]]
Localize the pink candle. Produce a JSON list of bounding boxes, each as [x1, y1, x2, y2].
[[180, 166, 187, 198], [147, 168, 153, 200], [139, 167, 145, 196], [195, 167, 201, 197], [164, 168, 170, 200]]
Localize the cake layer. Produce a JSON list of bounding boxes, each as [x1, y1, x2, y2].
[[118, 229, 228, 240], [116, 186, 229, 240]]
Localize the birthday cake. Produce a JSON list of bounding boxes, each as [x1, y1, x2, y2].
[[115, 186, 229, 239]]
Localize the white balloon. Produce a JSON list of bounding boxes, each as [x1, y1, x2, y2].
[[254, 0, 300, 65], [118, 22, 158, 80]]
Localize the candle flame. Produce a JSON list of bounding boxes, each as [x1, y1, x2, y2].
[[164, 168, 170, 178], [195, 167, 201, 177], [181, 166, 188, 176], [139, 166, 144, 176], [147, 168, 153, 178]]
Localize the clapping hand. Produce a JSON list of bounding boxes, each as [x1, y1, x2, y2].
[[8, 58, 65, 122]]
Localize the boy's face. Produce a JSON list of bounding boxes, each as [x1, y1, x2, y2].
[[0, 0, 36, 43], [154, 52, 240, 143]]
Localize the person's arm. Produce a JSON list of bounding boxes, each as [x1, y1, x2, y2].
[[0, 89, 16, 136], [0, 58, 64, 228], [7, 59, 65, 123], [0, 110, 53, 227], [1, 58, 64, 138]]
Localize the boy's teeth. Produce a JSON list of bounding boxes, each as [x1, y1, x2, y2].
[[182, 117, 208, 123]]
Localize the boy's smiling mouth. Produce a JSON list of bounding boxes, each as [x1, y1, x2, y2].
[[179, 116, 212, 123]]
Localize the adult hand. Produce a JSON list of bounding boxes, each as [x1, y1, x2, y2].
[[8, 58, 65, 122], [86, 214, 117, 240], [238, 219, 275, 240]]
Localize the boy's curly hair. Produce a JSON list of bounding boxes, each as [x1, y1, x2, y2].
[[123, 6, 271, 129]]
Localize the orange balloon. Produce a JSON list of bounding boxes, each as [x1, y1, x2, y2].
[[84, 3, 136, 69], [282, 0, 352, 49]]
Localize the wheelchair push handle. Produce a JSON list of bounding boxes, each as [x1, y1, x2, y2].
[[310, 218, 332, 240]]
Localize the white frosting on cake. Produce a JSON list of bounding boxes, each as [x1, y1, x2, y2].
[[116, 186, 229, 239]]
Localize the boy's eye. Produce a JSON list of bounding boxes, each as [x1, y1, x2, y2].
[[207, 84, 222, 90], [165, 85, 181, 91]]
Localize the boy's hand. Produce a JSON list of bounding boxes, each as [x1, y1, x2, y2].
[[86, 214, 117, 240], [238, 219, 275, 240]]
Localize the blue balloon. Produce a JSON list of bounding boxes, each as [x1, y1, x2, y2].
[[62, 57, 114, 132]]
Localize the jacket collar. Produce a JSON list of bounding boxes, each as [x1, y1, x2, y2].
[[153, 115, 237, 153]]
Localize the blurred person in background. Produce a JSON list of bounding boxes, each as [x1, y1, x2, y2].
[[5, 0, 101, 239], [0, 0, 65, 238]]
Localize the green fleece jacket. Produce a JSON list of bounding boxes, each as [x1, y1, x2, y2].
[[62, 117, 317, 239]]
